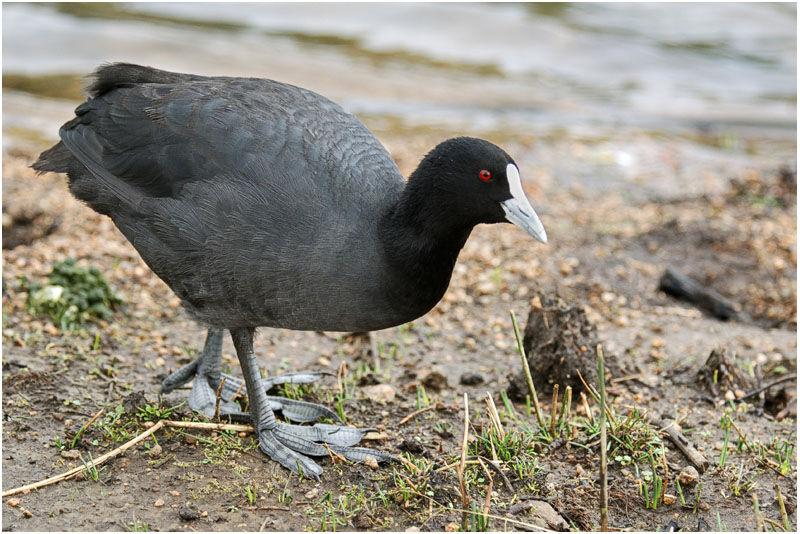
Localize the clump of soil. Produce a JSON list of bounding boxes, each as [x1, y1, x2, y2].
[[698, 348, 756, 397], [2, 209, 60, 249], [507, 292, 599, 399], [699, 348, 797, 417]]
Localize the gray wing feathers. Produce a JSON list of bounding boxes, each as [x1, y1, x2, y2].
[[48, 66, 404, 327]]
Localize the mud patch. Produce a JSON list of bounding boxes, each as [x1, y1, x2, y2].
[[507, 293, 599, 398]]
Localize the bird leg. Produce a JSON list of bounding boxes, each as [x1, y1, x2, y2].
[[160, 328, 336, 422], [159, 328, 239, 417], [231, 327, 393, 478]]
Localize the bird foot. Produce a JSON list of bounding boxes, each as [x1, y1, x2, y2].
[[161, 360, 339, 422], [256, 420, 395, 479]]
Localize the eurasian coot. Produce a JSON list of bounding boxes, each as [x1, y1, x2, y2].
[[34, 63, 547, 478]]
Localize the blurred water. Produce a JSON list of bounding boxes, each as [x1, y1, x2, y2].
[[2, 2, 796, 200], [3, 2, 795, 129]]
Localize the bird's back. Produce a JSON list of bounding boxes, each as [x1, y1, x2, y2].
[[35, 64, 407, 330]]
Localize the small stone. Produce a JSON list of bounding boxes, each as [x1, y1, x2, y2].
[[363, 456, 379, 470], [63, 419, 73, 427], [405, 527, 420, 532], [317, 356, 331, 367], [734, 389, 746, 399], [445, 522, 459, 532], [678, 466, 699, 488], [420, 370, 448, 392], [724, 390, 736, 401], [185, 435, 196, 445], [154, 499, 165, 508], [148, 444, 162, 458], [363, 431, 389, 441], [200, 511, 208, 518], [459, 372, 484, 386], [304, 488, 319, 500], [7, 498, 21, 507], [21, 507, 32, 518], [699, 502, 710, 511], [237, 431, 248, 438], [143, 421, 155, 429], [651, 337, 665, 348], [172, 347, 182, 355], [155, 357, 166, 367], [361, 384, 395, 403], [662, 494, 676, 505], [575, 464, 584, 476], [170, 491, 180, 497], [179, 507, 200, 521], [60, 450, 80, 460]]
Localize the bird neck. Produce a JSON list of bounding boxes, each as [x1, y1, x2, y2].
[[379, 173, 474, 292]]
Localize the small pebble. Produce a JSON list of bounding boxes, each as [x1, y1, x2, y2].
[[179, 507, 199, 521], [304, 488, 319, 500], [60, 450, 80, 460], [155, 357, 166, 366], [21, 507, 33, 518], [148, 444, 162, 458], [63, 419, 73, 427], [361, 384, 395, 403], [459, 372, 484, 386], [170, 491, 180, 497], [154, 499, 164, 508], [662, 494, 676, 505], [678, 466, 699, 488], [406, 527, 420, 532], [445, 522, 459, 532], [420, 370, 447, 392], [364, 456, 379, 469], [7, 498, 21, 507]]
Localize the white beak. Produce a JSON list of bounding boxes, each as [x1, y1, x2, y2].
[[500, 163, 547, 243]]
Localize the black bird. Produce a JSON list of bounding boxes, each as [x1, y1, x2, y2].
[[34, 63, 547, 478]]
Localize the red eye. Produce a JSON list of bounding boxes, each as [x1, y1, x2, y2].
[[479, 170, 492, 181]]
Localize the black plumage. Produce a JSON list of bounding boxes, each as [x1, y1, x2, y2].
[[34, 63, 547, 477]]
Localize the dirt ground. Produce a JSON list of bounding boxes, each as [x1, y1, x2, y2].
[[2, 127, 796, 532]]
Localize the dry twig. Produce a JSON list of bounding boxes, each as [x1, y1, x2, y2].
[[484, 392, 504, 439], [752, 493, 765, 532], [73, 407, 105, 445], [550, 384, 559, 437], [398, 403, 438, 426], [3, 420, 166, 497], [214, 376, 227, 422], [510, 310, 547, 430], [597, 345, 609, 532], [2, 420, 256, 498], [775, 483, 791, 531], [458, 392, 470, 531], [737, 374, 796, 402]]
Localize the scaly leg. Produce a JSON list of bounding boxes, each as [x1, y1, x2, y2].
[[160, 328, 335, 422], [231, 327, 392, 478]]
